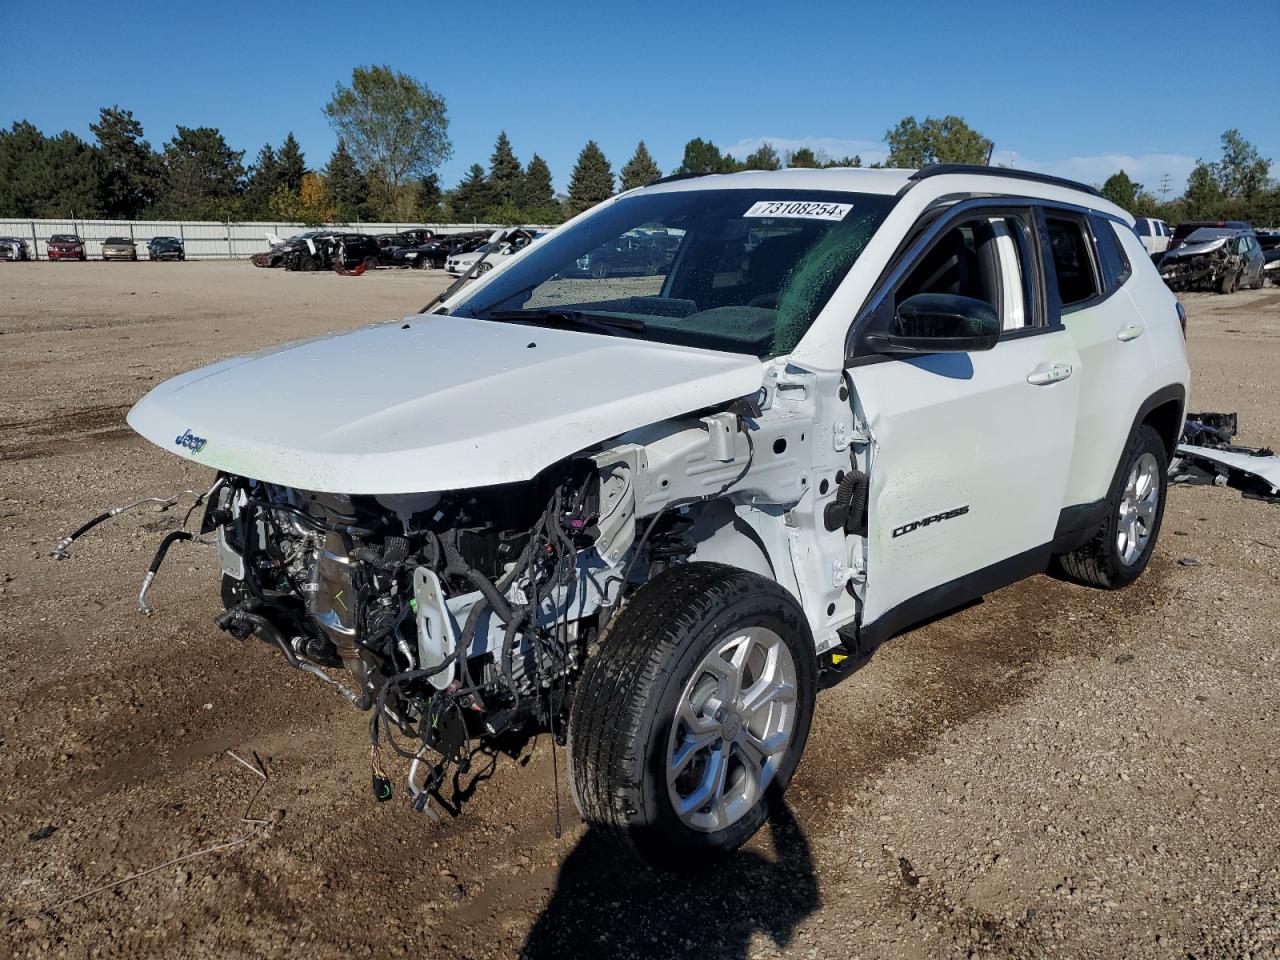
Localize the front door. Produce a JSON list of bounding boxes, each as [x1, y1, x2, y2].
[[847, 207, 1081, 629]]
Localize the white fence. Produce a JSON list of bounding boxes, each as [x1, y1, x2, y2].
[[0, 219, 543, 261]]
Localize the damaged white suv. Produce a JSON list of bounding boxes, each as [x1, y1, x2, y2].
[[125, 165, 1189, 868]]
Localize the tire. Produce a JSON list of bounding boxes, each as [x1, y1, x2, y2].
[[1218, 268, 1239, 294], [477, 261, 493, 274], [362, 256, 378, 271], [1055, 425, 1168, 589], [568, 562, 816, 870], [300, 256, 319, 272], [591, 260, 610, 279]]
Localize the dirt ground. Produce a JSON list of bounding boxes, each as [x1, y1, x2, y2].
[[1, 262, 1277, 960]]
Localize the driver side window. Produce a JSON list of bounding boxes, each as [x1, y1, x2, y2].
[[894, 215, 1036, 332]]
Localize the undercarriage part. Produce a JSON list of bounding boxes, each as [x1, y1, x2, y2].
[[1171, 413, 1279, 504]]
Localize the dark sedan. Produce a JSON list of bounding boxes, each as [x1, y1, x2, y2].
[[390, 233, 481, 269], [147, 236, 185, 261]]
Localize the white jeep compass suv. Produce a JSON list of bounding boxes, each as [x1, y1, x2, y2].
[[126, 164, 1190, 868]]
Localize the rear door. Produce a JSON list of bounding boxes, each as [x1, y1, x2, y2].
[[847, 204, 1081, 628], [1048, 210, 1157, 511]]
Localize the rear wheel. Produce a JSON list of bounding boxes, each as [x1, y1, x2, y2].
[[569, 562, 816, 870], [361, 256, 378, 271], [591, 260, 610, 279], [1055, 425, 1167, 589]]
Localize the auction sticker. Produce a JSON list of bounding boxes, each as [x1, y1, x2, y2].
[[743, 200, 852, 220]]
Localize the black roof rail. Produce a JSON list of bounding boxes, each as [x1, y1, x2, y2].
[[909, 163, 1102, 198], [646, 171, 713, 187]]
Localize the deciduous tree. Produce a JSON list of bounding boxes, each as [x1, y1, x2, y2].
[[323, 65, 451, 202], [884, 115, 993, 167]]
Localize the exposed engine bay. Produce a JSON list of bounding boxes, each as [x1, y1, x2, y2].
[[203, 461, 620, 809]]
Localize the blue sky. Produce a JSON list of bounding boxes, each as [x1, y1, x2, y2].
[[3, 0, 1277, 196]]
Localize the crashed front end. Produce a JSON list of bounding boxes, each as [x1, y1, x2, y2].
[[1159, 237, 1242, 292]]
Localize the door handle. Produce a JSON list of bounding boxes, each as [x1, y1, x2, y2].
[[1027, 362, 1073, 386], [1117, 323, 1146, 342]]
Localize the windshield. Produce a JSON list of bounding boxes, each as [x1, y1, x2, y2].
[[450, 188, 897, 358], [50, 235, 79, 242]]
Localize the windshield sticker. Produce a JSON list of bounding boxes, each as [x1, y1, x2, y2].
[[743, 200, 853, 221]]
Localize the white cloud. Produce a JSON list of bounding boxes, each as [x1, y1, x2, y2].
[[992, 150, 1196, 195], [724, 135, 888, 165]]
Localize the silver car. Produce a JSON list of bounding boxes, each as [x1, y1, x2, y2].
[[0, 236, 30, 261]]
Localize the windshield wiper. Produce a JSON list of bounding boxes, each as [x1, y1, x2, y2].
[[483, 309, 647, 336]]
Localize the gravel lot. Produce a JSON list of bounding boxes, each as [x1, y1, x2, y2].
[[1, 262, 1277, 959]]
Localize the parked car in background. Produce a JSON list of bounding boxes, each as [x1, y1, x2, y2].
[[147, 236, 185, 261], [376, 230, 436, 265], [1168, 220, 1251, 251], [1255, 229, 1280, 252], [1158, 226, 1265, 293], [444, 229, 541, 275], [0, 236, 31, 261], [102, 237, 138, 261], [1264, 248, 1280, 286], [47, 234, 86, 261], [564, 231, 678, 278], [1132, 218, 1171, 256], [390, 232, 485, 269]]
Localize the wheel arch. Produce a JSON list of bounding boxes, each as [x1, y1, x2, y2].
[[1134, 383, 1186, 460]]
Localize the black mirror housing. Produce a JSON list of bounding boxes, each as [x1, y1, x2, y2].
[[866, 292, 1000, 355]]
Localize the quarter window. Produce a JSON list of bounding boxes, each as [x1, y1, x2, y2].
[[1091, 216, 1132, 293], [1044, 216, 1101, 308]]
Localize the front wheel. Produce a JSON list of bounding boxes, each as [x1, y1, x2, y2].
[[1055, 425, 1168, 588], [1218, 268, 1240, 294], [569, 562, 816, 870]]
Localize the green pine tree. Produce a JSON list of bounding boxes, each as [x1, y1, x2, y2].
[[90, 106, 159, 218], [487, 131, 523, 208], [324, 140, 369, 222], [277, 132, 306, 193], [451, 163, 493, 222], [565, 141, 614, 217], [620, 140, 661, 190]]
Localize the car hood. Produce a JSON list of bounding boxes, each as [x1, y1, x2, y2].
[[1165, 237, 1229, 259], [127, 315, 764, 494]]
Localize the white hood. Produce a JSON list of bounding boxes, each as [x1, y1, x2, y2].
[[127, 315, 763, 494]]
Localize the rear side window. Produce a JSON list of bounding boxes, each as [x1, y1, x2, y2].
[[1044, 216, 1101, 308], [1091, 216, 1132, 293]]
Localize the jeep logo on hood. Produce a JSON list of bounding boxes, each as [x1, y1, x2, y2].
[[175, 429, 207, 453]]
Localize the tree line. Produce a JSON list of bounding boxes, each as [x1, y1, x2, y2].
[[2, 63, 1272, 229], [1100, 130, 1278, 227]]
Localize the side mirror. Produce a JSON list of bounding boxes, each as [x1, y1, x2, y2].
[[865, 293, 1000, 355]]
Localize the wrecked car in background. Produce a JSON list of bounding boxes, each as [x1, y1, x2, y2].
[[251, 230, 328, 268], [282, 232, 381, 273], [98, 165, 1189, 870], [0, 236, 31, 260], [1158, 226, 1265, 293]]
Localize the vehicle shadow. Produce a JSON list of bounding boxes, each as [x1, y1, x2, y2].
[[519, 802, 818, 960]]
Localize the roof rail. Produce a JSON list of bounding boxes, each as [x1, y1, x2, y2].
[[909, 164, 1102, 198], [647, 171, 713, 187]]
